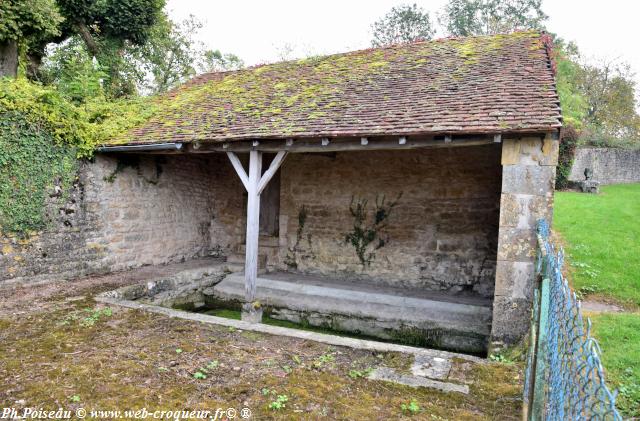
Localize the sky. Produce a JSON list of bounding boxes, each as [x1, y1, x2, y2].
[[166, 0, 640, 86]]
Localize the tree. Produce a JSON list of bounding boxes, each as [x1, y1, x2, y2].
[[135, 14, 201, 94], [39, 37, 107, 104], [553, 37, 640, 147], [0, 0, 62, 77], [200, 50, 245, 73], [440, 0, 547, 37], [579, 59, 640, 143], [554, 39, 588, 128], [53, 0, 165, 96], [371, 4, 434, 47]]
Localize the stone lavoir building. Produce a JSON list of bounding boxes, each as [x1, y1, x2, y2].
[[2, 31, 562, 354]]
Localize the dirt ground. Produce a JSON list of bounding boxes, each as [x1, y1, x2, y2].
[[0, 271, 524, 420]]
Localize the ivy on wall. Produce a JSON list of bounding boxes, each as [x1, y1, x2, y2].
[[556, 125, 579, 189], [0, 78, 157, 235], [0, 111, 78, 234]]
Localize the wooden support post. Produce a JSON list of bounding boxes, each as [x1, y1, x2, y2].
[[226, 149, 288, 323], [243, 149, 262, 322], [258, 151, 287, 194]]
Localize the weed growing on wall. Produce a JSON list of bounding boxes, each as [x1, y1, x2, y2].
[[284, 205, 315, 269], [344, 193, 402, 267]]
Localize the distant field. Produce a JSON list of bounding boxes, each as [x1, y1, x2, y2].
[[554, 183, 640, 416]]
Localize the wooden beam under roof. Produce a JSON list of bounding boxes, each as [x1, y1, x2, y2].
[[187, 134, 499, 153]]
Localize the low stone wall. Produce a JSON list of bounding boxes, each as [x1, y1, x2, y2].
[[277, 145, 502, 298], [0, 153, 244, 284], [569, 147, 640, 185]]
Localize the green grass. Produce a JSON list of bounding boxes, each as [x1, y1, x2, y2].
[[554, 183, 640, 307], [589, 313, 640, 416], [554, 183, 640, 416]]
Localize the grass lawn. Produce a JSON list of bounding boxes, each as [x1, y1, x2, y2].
[[555, 183, 640, 416], [554, 183, 640, 307], [589, 313, 640, 416]]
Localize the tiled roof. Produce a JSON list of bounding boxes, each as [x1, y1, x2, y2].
[[110, 31, 562, 146]]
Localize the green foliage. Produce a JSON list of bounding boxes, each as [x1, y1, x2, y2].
[[80, 307, 112, 327], [268, 394, 288, 410], [555, 124, 578, 189], [201, 50, 245, 73], [344, 193, 401, 267], [0, 110, 77, 233], [60, 306, 113, 327], [0, 78, 157, 155], [400, 398, 421, 414], [40, 37, 107, 104], [348, 367, 373, 379], [371, 4, 434, 47], [44, 0, 166, 97], [553, 38, 640, 148], [313, 352, 335, 369], [135, 14, 201, 94], [554, 41, 588, 128], [579, 60, 640, 142], [99, 0, 164, 45], [441, 0, 547, 37], [0, 0, 62, 44], [0, 78, 95, 156], [284, 205, 314, 269]]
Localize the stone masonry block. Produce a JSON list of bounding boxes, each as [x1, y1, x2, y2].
[[499, 193, 553, 229], [494, 260, 535, 300], [501, 139, 521, 165], [501, 165, 555, 196], [502, 135, 559, 167], [490, 295, 532, 345], [497, 228, 536, 261]]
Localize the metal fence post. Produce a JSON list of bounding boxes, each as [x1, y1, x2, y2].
[[522, 288, 540, 421], [532, 277, 550, 420]]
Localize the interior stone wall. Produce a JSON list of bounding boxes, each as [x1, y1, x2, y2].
[[0, 153, 244, 285], [276, 144, 503, 298]]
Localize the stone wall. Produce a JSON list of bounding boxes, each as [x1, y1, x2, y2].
[[0, 153, 244, 284], [277, 145, 502, 298], [491, 135, 558, 347], [569, 147, 640, 185]]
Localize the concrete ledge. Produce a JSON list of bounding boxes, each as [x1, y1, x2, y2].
[[211, 273, 492, 354], [368, 367, 469, 394], [95, 295, 484, 363]]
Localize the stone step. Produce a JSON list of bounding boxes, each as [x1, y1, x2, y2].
[[226, 253, 267, 269], [210, 273, 492, 354]]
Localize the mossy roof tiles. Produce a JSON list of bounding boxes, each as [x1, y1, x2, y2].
[[111, 31, 562, 146]]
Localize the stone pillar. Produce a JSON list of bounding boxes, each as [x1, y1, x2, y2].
[[490, 134, 559, 350]]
